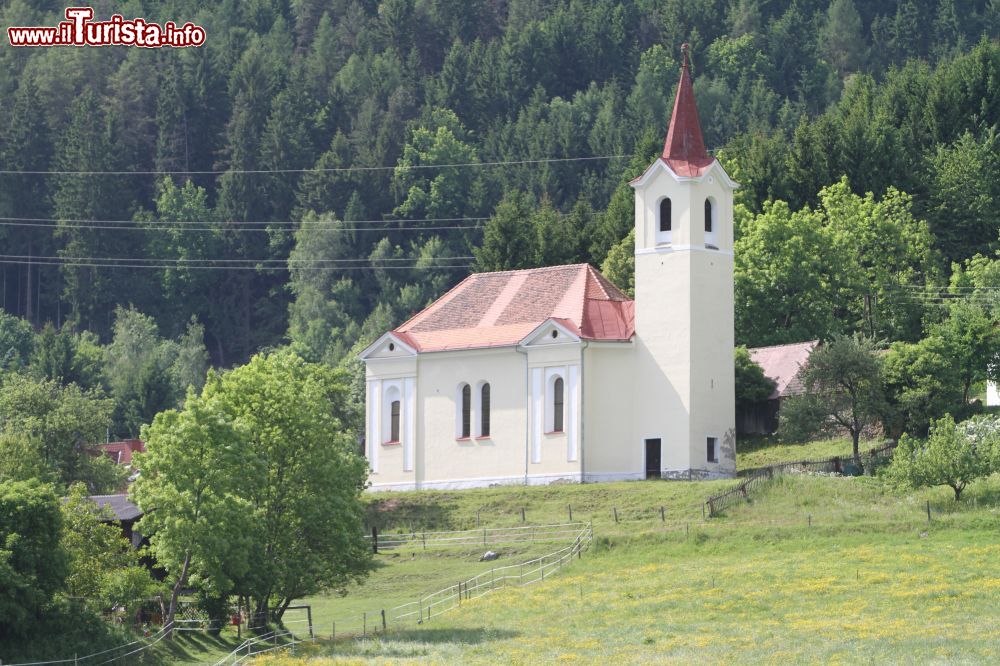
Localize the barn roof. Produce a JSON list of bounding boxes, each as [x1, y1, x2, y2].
[[390, 263, 635, 353], [89, 494, 143, 522], [748, 340, 818, 400]]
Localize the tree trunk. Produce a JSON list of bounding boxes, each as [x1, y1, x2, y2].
[[165, 552, 192, 639], [952, 484, 963, 501], [851, 429, 861, 464]]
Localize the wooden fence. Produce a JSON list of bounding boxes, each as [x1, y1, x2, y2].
[[704, 441, 897, 517]]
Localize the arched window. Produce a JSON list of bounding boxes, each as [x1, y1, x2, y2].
[[659, 198, 672, 232], [553, 377, 564, 433], [480, 383, 491, 437], [704, 198, 713, 233], [390, 400, 401, 442], [461, 384, 471, 438]]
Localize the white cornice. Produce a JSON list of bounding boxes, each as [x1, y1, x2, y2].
[[630, 158, 740, 190]]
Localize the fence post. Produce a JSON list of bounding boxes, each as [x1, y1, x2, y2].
[[422, 532, 426, 550], [927, 500, 931, 522], [477, 509, 481, 527], [660, 506, 665, 522], [521, 507, 526, 522], [484, 528, 487, 546], [363, 611, 366, 636], [808, 514, 811, 528], [613, 507, 619, 523], [381, 609, 387, 632], [568, 504, 573, 521], [372, 526, 378, 554], [332, 621, 335, 640]]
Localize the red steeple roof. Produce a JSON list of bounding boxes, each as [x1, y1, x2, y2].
[[661, 44, 714, 178]]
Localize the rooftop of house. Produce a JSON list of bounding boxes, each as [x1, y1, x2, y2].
[[748, 340, 819, 400], [97, 439, 145, 466], [391, 263, 635, 353], [89, 493, 143, 522]]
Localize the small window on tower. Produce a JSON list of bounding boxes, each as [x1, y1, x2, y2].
[[659, 198, 672, 232], [704, 199, 713, 233], [707, 437, 718, 463]]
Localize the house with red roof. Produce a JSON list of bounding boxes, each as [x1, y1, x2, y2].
[[739, 341, 819, 435], [360, 46, 738, 489]]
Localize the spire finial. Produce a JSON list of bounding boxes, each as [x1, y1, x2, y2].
[[681, 43, 690, 69]]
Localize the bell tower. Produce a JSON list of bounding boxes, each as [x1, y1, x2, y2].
[[629, 45, 737, 479]]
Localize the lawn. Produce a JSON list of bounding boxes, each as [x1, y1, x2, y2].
[[248, 470, 1000, 664], [735, 436, 862, 471]]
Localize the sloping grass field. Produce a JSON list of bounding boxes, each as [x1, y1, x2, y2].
[[160, 438, 1000, 663]]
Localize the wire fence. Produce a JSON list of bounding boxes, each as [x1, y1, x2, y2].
[[320, 522, 593, 640], [704, 441, 898, 517], [3, 622, 175, 666], [367, 522, 590, 550], [213, 625, 315, 666]]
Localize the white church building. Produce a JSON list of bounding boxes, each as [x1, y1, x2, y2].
[[360, 48, 737, 490]]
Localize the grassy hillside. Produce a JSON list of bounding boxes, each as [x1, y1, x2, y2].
[[246, 469, 1000, 664]]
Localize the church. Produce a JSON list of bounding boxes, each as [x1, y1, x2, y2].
[[360, 48, 737, 490]]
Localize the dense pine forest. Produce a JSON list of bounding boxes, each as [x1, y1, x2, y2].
[[1, 0, 1000, 439]]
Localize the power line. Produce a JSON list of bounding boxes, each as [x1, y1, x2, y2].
[[0, 220, 485, 233], [0, 155, 627, 177], [0, 253, 473, 264], [0, 215, 489, 226], [0, 259, 473, 272]]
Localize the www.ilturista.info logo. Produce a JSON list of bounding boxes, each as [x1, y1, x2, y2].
[[7, 7, 205, 48]]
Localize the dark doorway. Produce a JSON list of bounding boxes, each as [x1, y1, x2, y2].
[[645, 439, 662, 479]]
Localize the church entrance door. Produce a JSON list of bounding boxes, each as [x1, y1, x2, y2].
[[644, 439, 661, 479]]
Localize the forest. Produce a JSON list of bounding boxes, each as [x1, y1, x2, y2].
[[0, 0, 999, 437]]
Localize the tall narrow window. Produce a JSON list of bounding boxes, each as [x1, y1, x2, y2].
[[553, 377, 564, 432], [461, 384, 471, 438], [480, 383, 491, 437], [704, 199, 713, 232], [707, 437, 718, 463], [390, 400, 401, 442], [659, 198, 672, 232]]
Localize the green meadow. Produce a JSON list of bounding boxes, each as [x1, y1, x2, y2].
[[163, 439, 1000, 664]]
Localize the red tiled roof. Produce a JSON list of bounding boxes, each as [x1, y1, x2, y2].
[[98, 440, 145, 466], [393, 264, 635, 352], [661, 44, 715, 178], [748, 340, 818, 400]]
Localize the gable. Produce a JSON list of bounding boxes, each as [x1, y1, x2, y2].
[[519, 319, 582, 347], [359, 332, 418, 360]]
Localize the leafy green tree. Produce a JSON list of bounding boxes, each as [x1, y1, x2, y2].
[[735, 346, 776, 412], [211, 351, 372, 624], [393, 108, 485, 225], [61, 484, 157, 618], [0, 311, 35, 371], [29, 324, 104, 391], [887, 415, 1000, 501], [0, 479, 68, 637], [135, 351, 371, 631], [0, 373, 118, 491], [132, 381, 252, 638], [932, 299, 1000, 405], [0, 432, 53, 485], [734, 200, 848, 346], [779, 335, 886, 462], [601, 229, 634, 297], [882, 336, 965, 438]]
